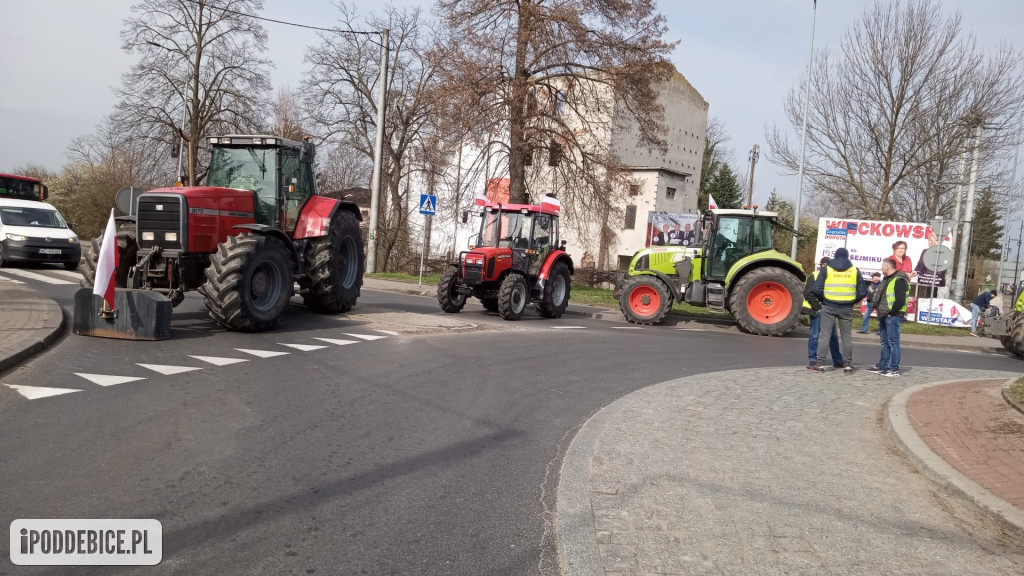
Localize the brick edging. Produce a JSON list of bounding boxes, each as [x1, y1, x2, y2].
[[885, 379, 1024, 538]]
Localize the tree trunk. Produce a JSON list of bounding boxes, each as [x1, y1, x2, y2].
[[507, 3, 533, 205]]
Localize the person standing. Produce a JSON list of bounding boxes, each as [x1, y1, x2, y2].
[[803, 257, 843, 370], [866, 258, 910, 377], [810, 247, 868, 373], [860, 272, 882, 333], [970, 289, 998, 335]]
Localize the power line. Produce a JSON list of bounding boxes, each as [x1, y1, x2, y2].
[[180, 0, 381, 43]]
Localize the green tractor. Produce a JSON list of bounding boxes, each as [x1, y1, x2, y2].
[[613, 209, 806, 336]]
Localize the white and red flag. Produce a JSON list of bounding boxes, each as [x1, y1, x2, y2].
[[540, 195, 561, 213], [708, 194, 719, 210], [93, 209, 118, 310]]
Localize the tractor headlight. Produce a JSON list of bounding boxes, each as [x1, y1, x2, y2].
[[5, 233, 26, 242], [164, 232, 178, 242], [142, 232, 155, 241]]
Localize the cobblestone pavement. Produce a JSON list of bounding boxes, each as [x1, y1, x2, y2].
[[558, 367, 1024, 575]]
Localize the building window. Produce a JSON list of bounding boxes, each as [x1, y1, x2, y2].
[[554, 90, 566, 116], [624, 205, 637, 229], [629, 184, 640, 197], [666, 187, 676, 200]]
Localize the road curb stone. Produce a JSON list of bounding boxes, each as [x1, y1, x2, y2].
[[0, 287, 67, 377]]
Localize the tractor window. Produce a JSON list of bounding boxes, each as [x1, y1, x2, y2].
[[752, 218, 774, 253], [709, 216, 754, 278], [280, 148, 311, 233], [532, 215, 551, 252], [477, 210, 532, 249], [208, 146, 278, 225]]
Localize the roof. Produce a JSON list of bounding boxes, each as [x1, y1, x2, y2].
[[0, 198, 56, 209], [0, 173, 42, 183], [217, 134, 304, 148], [712, 209, 779, 218]]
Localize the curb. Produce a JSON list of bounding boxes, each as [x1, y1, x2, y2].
[[1002, 378, 1024, 417], [885, 379, 1024, 538], [0, 296, 67, 377]]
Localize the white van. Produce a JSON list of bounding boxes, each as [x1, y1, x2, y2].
[[0, 199, 81, 270]]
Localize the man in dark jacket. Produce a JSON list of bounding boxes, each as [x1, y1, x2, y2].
[[810, 247, 868, 373], [803, 257, 843, 369], [866, 258, 910, 377], [970, 289, 998, 335]]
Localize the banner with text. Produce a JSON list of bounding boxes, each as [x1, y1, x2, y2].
[[814, 218, 954, 287], [647, 212, 700, 248]]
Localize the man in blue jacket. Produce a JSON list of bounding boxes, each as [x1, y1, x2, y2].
[[810, 247, 868, 373]]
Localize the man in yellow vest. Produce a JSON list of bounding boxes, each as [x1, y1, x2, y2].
[[803, 256, 843, 369], [866, 258, 910, 377], [809, 247, 868, 373]]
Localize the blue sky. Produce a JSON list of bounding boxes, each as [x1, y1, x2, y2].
[[1, 0, 1022, 209]]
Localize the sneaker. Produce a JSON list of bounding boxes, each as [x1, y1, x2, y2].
[[882, 370, 900, 378], [843, 366, 854, 374], [865, 365, 882, 373], [807, 364, 825, 373], [832, 363, 845, 368], [970, 332, 979, 337]]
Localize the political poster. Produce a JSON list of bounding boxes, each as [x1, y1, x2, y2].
[[647, 212, 700, 248], [914, 298, 972, 328], [814, 218, 954, 287]]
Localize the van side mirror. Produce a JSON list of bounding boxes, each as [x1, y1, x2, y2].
[[462, 210, 469, 224], [42, 185, 49, 200]]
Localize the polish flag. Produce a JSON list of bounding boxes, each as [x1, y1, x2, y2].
[[93, 209, 119, 310], [474, 192, 488, 206], [541, 195, 561, 213], [708, 194, 719, 210]]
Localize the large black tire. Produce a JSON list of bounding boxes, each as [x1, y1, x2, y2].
[[0, 244, 7, 267], [1000, 335, 1016, 355], [299, 210, 364, 313], [729, 266, 803, 336], [1009, 311, 1024, 358], [80, 230, 138, 290], [497, 273, 529, 321], [437, 266, 467, 313], [198, 234, 293, 332], [536, 261, 571, 318], [618, 275, 672, 325], [480, 298, 499, 312]]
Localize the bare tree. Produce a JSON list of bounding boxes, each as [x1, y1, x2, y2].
[[304, 3, 436, 271], [270, 86, 307, 141], [116, 0, 273, 185], [432, 0, 677, 205], [767, 0, 1024, 220]]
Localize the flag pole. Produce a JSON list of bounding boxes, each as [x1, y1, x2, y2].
[[791, 0, 818, 259]]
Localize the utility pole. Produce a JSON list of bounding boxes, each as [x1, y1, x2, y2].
[[746, 144, 759, 207], [953, 123, 983, 303], [1012, 220, 1023, 302], [995, 123, 1021, 292], [791, 0, 818, 259], [366, 28, 390, 274]]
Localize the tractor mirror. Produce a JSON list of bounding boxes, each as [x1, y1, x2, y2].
[[560, 239, 567, 249], [462, 210, 469, 224], [299, 141, 316, 164], [468, 234, 480, 249], [42, 185, 49, 200]]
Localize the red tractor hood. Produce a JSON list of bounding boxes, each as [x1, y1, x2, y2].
[[147, 185, 255, 206]]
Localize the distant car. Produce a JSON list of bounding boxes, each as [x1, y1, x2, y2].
[[0, 199, 81, 270]]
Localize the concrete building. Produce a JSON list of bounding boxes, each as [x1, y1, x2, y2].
[[528, 70, 708, 270]]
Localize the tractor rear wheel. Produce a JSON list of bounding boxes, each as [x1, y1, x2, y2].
[[729, 266, 803, 336], [480, 297, 499, 312], [498, 273, 529, 320], [619, 275, 671, 325], [199, 234, 293, 332], [437, 266, 467, 313], [299, 210, 364, 313], [536, 261, 571, 318], [80, 230, 138, 292], [1009, 312, 1024, 358]]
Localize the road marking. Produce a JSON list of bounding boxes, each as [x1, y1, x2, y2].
[[5, 384, 82, 399], [188, 355, 249, 366], [611, 326, 645, 330], [136, 363, 203, 375], [279, 343, 329, 351], [0, 268, 75, 285], [373, 329, 401, 336], [74, 373, 147, 387], [236, 348, 291, 358], [312, 338, 360, 346], [0, 273, 26, 284], [550, 326, 587, 330], [342, 333, 387, 341], [675, 328, 705, 332], [45, 269, 86, 280]]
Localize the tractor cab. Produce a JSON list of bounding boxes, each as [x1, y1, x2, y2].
[[700, 209, 778, 280], [470, 201, 562, 275], [206, 135, 317, 232]]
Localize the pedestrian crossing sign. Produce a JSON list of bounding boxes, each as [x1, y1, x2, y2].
[[419, 194, 437, 215]]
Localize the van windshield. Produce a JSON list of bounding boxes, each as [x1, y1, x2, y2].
[[0, 206, 67, 228]]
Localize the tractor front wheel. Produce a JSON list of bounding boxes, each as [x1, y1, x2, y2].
[[729, 267, 803, 336], [299, 210, 364, 313], [199, 234, 293, 332], [536, 261, 571, 318], [618, 275, 671, 325], [498, 273, 529, 320], [437, 266, 467, 313], [1008, 312, 1024, 358]]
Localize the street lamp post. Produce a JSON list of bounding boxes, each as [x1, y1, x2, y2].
[[366, 28, 390, 274], [146, 40, 191, 185], [791, 0, 818, 259]]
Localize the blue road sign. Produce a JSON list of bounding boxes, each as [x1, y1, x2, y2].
[[419, 194, 437, 215]]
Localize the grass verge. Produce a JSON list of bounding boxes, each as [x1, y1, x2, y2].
[[1009, 376, 1024, 408], [367, 272, 441, 286]]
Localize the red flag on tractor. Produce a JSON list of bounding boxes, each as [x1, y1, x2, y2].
[[93, 209, 118, 311]]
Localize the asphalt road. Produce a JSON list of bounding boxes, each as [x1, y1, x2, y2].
[[1, 266, 1022, 575]]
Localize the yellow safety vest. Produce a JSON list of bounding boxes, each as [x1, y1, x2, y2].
[[801, 270, 820, 311], [885, 276, 909, 313], [823, 267, 859, 303], [1015, 290, 1024, 313]]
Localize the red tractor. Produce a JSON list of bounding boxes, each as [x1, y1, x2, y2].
[[81, 135, 364, 332], [437, 198, 574, 320]]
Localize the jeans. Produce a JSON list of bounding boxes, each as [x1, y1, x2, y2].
[[860, 303, 875, 333], [877, 315, 903, 371], [809, 312, 843, 365], [817, 304, 854, 367], [970, 304, 981, 333]]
